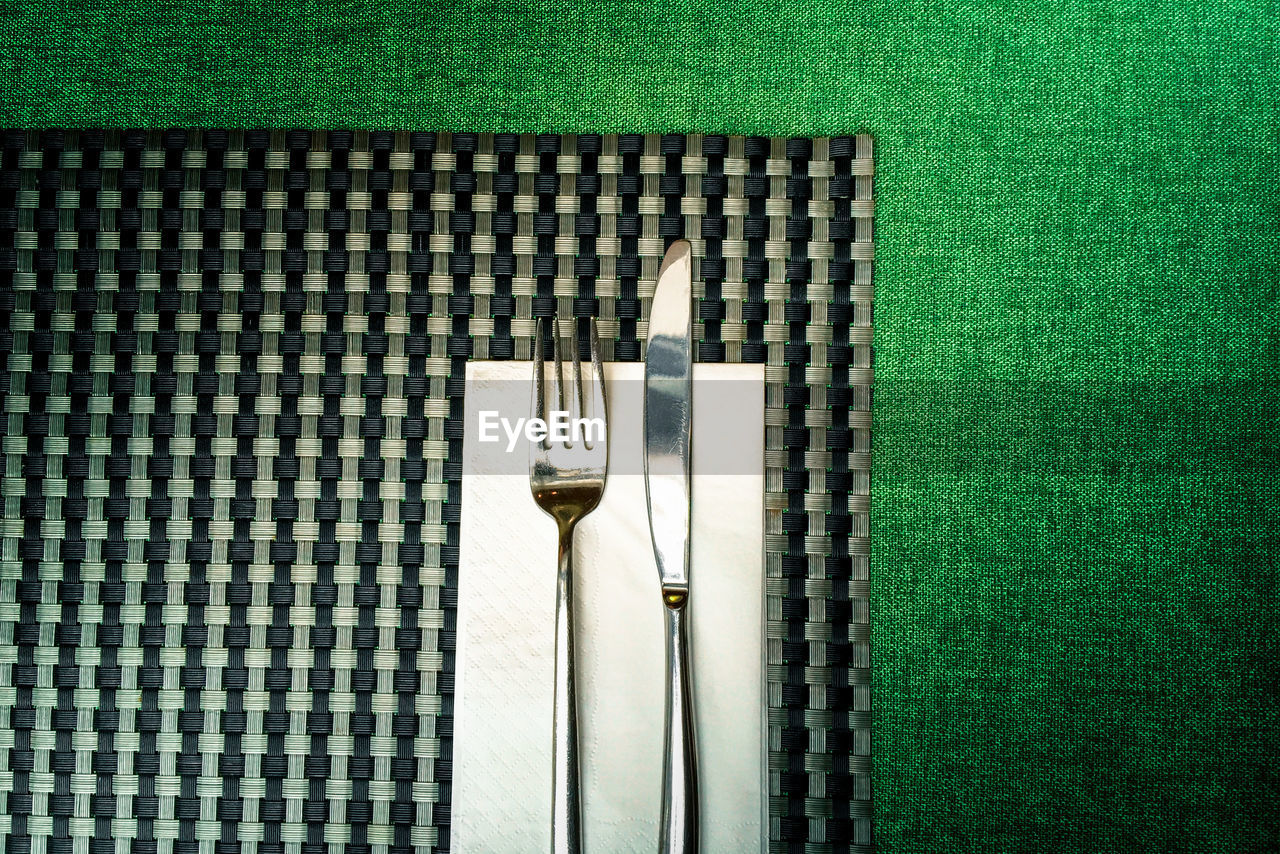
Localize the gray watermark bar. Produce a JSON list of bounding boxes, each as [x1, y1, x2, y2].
[[463, 378, 770, 476]]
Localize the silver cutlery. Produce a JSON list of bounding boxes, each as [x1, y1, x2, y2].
[[529, 316, 608, 854], [643, 240, 699, 854]]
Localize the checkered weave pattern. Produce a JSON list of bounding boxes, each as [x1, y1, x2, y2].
[[0, 129, 873, 853]]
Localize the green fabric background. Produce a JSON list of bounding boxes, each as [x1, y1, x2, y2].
[[2, 1, 1277, 851]]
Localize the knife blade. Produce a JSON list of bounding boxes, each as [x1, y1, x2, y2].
[[645, 241, 693, 593], [644, 239, 699, 854]]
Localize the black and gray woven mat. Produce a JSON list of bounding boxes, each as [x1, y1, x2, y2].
[[0, 130, 873, 853]]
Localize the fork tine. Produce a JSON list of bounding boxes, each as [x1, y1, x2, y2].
[[570, 319, 584, 431], [587, 317, 606, 451], [551, 315, 565, 423], [531, 316, 545, 435]]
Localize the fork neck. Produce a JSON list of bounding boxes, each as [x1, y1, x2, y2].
[[555, 518, 578, 554], [531, 481, 602, 534]]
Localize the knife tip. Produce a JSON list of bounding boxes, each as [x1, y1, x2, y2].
[[659, 239, 693, 277]]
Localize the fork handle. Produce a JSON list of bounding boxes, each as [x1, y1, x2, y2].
[[660, 591, 699, 854], [552, 523, 582, 854]]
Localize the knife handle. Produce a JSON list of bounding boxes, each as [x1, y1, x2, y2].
[[552, 524, 582, 854], [660, 590, 699, 854]]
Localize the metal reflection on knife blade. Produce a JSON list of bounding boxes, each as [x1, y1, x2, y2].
[[644, 242, 693, 592]]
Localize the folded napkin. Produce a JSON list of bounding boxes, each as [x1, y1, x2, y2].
[[453, 361, 766, 853]]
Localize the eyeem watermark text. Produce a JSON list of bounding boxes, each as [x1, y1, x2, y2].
[[478, 411, 606, 452]]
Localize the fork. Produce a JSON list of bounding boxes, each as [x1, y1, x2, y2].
[[529, 316, 608, 854]]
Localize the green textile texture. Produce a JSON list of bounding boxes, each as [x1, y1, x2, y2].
[[2, 1, 1278, 851]]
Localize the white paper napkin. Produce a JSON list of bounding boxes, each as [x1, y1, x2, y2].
[[453, 360, 766, 854]]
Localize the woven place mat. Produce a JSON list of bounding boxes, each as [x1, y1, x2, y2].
[[0, 130, 874, 853]]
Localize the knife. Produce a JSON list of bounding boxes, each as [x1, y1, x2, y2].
[[644, 239, 698, 854]]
